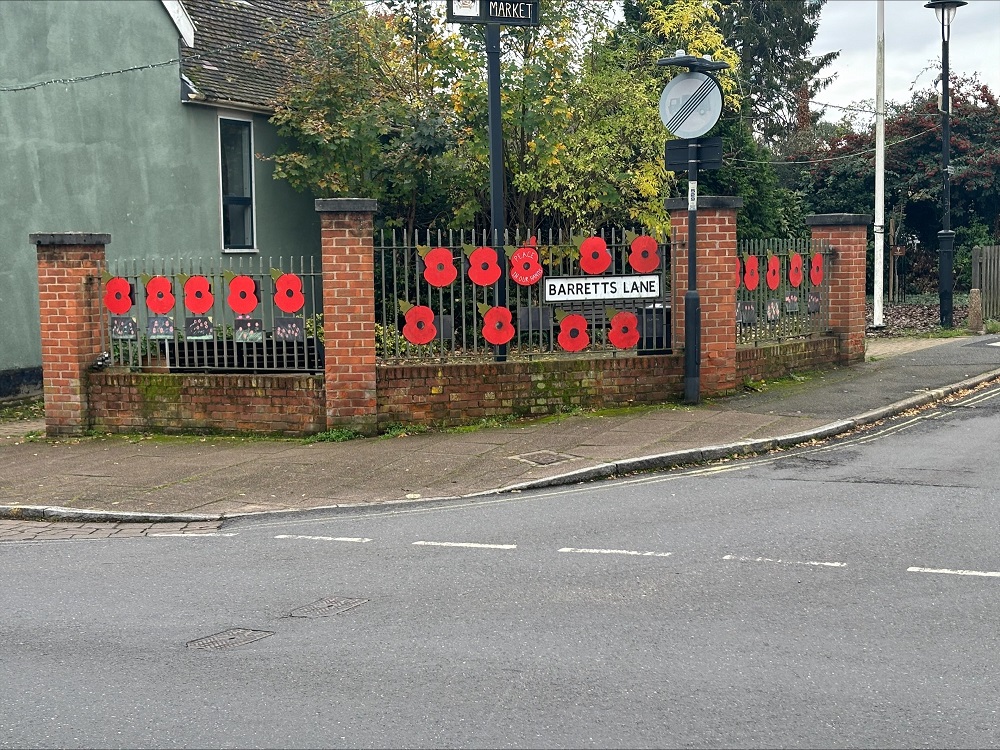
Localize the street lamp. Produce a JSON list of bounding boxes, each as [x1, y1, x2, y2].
[[925, 0, 966, 328]]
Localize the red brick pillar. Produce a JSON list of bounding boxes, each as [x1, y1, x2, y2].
[[316, 199, 378, 435], [667, 197, 743, 396], [805, 214, 871, 364], [33, 232, 109, 436]]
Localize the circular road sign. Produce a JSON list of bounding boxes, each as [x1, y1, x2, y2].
[[658, 72, 722, 139]]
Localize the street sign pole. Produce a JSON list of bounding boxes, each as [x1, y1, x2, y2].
[[684, 141, 700, 404], [486, 23, 507, 361], [657, 51, 729, 405], [448, 2, 539, 362]]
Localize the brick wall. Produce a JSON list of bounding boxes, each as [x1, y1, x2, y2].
[[89, 373, 325, 436], [317, 198, 379, 435], [377, 354, 685, 428], [33, 233, 108, 436], [736, 338, 840, 382], [667, 198, 743, 396], [806, 215, 871, 364]]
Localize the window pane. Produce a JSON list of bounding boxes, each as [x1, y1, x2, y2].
[[220, 119, 253, 249]]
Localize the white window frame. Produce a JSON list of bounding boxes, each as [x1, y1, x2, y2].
[[218, 111, 258, 253]]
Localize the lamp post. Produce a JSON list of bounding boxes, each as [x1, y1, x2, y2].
[[925, 0, 965, 328]]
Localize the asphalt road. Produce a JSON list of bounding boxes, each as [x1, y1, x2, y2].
[[3, 383, 1000, 749]]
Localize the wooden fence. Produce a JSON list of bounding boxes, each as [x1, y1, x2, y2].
[[972, 245, 1000, 321]]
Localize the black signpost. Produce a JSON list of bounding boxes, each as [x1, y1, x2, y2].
[[447, 1, 539, 361], [657, 52, 729, 405]]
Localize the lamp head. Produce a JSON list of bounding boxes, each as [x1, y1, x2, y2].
[[924, 0, 967, 28]]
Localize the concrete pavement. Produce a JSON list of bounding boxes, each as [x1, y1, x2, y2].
[[2, 335, 999, 525]]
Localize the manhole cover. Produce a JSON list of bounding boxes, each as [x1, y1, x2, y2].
[[289, 597, 368, 618], [186, 628, 274, 650], [511, 450, 577, 466]]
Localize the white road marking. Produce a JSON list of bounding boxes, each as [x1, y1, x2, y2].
[[275, 534, 372, 543], [723, 554, 846, 568], [412, 541, 516, 549], [907, 566, 1000, 578], [559, 547, 672, 557], [149, 532, 237, 537]]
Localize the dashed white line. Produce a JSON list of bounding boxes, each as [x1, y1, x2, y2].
[[275, 534, 372, 543], [723, 555, 847, 568], [149, 532, 237, 537], [907, 566, 1000, 578], [559, 547, 672, 557], [412, 541, 516, 549]]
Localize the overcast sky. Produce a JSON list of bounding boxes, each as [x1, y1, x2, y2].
[[810, 0, 1000, 122]]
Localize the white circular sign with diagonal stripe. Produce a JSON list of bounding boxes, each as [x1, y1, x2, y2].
[[658, 72, 722, 138]]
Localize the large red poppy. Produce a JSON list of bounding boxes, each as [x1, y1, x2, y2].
[[423, 247, 458, 288], [608, 311, 640, 350], [184, 275, 214, 315], [227, 275, 259, 315], [145, 276, 175, 315], [482, 306, 515, 345], [274, 273, 305, 314], [628, 235, 660, 273], [104, 277, 132, 315], [509, 246, 544, 286], [557, 313, 590, 352], [788, 253, 804, 288], [809, 253, 824, 286], [468, 246, 502, 287], [743, 256, 760, 291], [765, 255, 781, 291], [402, 305, 437, 345], [579, 237, 612, 275]]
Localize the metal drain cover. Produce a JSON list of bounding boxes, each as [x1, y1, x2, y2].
[[186, 628, 274, 650], [512, 450, 577, 466], [289, 597, 368, 618]]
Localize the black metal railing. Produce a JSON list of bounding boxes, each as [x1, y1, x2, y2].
[[735, 238, 832, 346], [99, 255, 323, 373], [374, 228, 672, 362]]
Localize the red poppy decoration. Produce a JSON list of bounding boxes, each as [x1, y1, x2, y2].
[[468, 246, 502, 287], [743, 255, 760, 291], [766, 255, 781, 291], [183, 275, 214, 315], [227, 275, 259, 315], [628, 235, 660, 273], [557, 313, 590, 352], [608, 311, 640, 350], [735, 256, 742, 289], [481, 305, 515, 346], [509, 245, 544, 286], [104, 277, 133, 315], [579, 236, 612, 275], [274, 273, 306, 314], [788, 252, 804, 288], [402, 304, 437, 345], [809, 252, 824, 286], [423, 247, 458, 288], [145, 276, 175, 315]]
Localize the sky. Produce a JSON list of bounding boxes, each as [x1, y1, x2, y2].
[[809, 0, 1000, 122]]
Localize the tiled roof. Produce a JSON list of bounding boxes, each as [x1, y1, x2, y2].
[[179, 0, 324, 110]]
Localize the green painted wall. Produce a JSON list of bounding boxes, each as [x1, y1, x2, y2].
[[0, 0, 320, 380]]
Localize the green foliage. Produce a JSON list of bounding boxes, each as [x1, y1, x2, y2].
[[303, 428, 362, 443], [784, 74, 1000, 292]]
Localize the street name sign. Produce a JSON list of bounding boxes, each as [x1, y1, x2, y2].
[[447, 0, 540, 26], [543, 275, 660, 303]]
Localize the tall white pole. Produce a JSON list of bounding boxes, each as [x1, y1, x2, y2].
[[874, 0, 886, 327]]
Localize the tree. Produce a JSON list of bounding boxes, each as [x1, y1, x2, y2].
[[270, 0, 469, 232], [716, 0, 837, 147], [784, 74, 1000, 290]]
